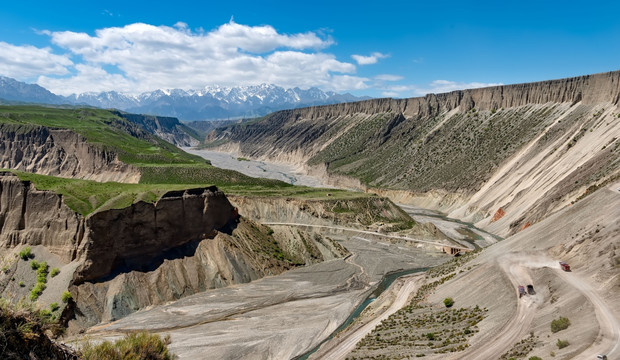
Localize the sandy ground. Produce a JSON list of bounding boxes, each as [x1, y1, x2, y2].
[[183, 148, 335, 188], [81, 234, 449, 359], [311, 274, 426, 360]]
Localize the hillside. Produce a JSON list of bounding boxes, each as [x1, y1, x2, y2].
[[205, 70, 620, 236]]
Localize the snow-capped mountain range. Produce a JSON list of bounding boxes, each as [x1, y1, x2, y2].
[[0, 76, 369, 120]]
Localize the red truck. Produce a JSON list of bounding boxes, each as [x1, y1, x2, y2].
[[559, 262, 571, 272]]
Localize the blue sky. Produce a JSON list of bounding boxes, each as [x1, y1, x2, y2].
[[1, 0, 619, 97]]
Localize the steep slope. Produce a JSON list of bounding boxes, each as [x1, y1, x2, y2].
[[114, 111, 201, 147], [346, 180, 620, 360], [206, 70, 620, 236], [0, 76, 64, 104], [0, 172, 349, 329]]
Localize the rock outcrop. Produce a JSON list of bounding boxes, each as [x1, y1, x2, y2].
[[0, 124, 140, 183], [116, 112, 200, 147], [0, 173, 348, 328], [206, 71, 620, 236]]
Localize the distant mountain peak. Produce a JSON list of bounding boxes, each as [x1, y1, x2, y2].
[[0, 76, 371, 120]]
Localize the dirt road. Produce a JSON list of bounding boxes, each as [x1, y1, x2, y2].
[[447, 254, 619, 360], [264, 222, 471, 251], [313, 274, 425, 360], [555, 269, 620, 359]]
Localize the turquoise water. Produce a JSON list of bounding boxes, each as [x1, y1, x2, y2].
[[294, 267, 428, 360]]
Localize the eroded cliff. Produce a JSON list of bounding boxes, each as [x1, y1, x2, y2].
[[206, 71, 620, 236], [0, 124, 140, 183], [0, 173, 348, 328]]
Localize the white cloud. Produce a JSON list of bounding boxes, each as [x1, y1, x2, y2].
[[351, 52, 388, 65], [0, 41, 72, 78], [35, 21, 363, 95], [374, 74, 403, 82], [412, 80, 503, 96], [38, 64, 135, 95]]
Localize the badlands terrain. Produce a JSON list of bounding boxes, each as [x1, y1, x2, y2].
[[0, 70, 618, 359]]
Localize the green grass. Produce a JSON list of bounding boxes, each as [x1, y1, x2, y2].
[[0, 105, 206, 166], [80, 331, 176, 360], [10, 169, 370, 216], [11, 170, 206, 216], [0, 105, 374, 215]]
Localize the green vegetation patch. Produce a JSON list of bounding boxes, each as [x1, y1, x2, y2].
[[11, 170, 206, 216], [0, 105, 206, 166], [80, 331, 176, 360], [0, 298, 71, 358], [550, 316, 571, 333]]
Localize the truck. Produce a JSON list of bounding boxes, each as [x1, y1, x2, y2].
[[559, 262, 571, 272], [518, 285, 526, 298]]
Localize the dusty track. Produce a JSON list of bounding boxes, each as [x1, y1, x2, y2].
[[446, 254, 620, 360], [555, 269, 620, 359], [263, 222, 471, 251]]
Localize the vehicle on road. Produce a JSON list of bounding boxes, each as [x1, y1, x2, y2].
[[518, 285, 526, 298], [527, 284, 535, 295], [560, 261, 571, 271], [597, 355, 607, 360]]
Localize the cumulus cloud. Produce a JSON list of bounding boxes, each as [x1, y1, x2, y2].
[[31, 21, 364, 95], [412, 80, 503, 96], [351, 52, 388, 65], [0, 41, 72, 78]]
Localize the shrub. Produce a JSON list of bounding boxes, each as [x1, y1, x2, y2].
[[29, 283, 46, 301], [30, 260, 40, 270], [529, 357, 542, 360], [443, 297, 455, 308], [550, 316, 571, 333], [80, 331, 177, 360], [18, 281, 25, 287], [50, 268, 60, 277], [19, 247, 32, 260], [556, 339, 569, 349], [61, 291, 72, 303], [49, 302, 59, 312]]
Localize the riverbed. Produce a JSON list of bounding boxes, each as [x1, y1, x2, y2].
[[183, 148, 334, 188]]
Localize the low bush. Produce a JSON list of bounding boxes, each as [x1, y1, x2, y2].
[[556, 339, 569, 349], [443, 297, 455, 308], [50, 268, 60, 277], [19, 246, 32, 260], [80, 331, 177, 360], [61, 291, 72, 303], [49, 302, 59, 312], [550, 317, 571, 333]]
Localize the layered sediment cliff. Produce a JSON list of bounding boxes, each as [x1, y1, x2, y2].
[[0, 173, 347, 327], [207, 71, 620, 236], [0, 124, 139, 183], [116, 112, 200, 147]]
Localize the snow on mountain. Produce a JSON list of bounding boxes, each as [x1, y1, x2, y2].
[[0, 77, 370, 120]]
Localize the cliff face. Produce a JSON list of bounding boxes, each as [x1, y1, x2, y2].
[[207, 71, 620, 236], [116, 112, 200, 147], [0, 172, 83, 261], [0, 124, 140, 183], [0, 173, 347, 328]]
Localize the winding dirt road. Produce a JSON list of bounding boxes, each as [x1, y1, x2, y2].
[[555, 269, 620, 359], [447, 254, 620, 360], [264, 222, 471, 251]]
